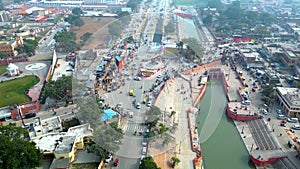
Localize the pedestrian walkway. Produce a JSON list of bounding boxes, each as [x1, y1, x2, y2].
[[122, 121, 147, 132]]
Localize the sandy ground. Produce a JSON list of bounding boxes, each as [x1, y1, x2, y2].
[[71, 17, 116, 49]]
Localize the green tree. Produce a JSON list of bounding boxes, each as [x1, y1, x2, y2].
[[0, 52, 6, 58], [162, 133, 171, 146], [93, 125, 123, 154], [54, 29, 78, 51], [44, 75, 73, 104], [80, 32, 93, 42], [0, 125, 42, 169], [149, 106, 161, 115], [158, 123, 168, 135], [259, 12, 275, 25], [72, 7, 83, 16], [182, 38, 204, 58], [253, 25, 271, 36], [65, 14, 79, 24], [202, 14, 213, 25], [170, 157, 180, 168], [73, 17, 85, 29], [76, 96, 103, 128], [108, 21, 122, 38], [207, 0, 223, 10], [23, 39, 38, 55], [127, 0, 143, 11], [164, 22, 175, 34], [139, 156, 161, 169]]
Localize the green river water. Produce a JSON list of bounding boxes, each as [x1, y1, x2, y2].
[[196, 79, 256, 169]]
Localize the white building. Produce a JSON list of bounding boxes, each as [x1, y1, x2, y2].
[[6, 63, 20, 76], [275, 87, 300, 118]]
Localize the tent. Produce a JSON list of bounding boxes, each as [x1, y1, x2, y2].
[[102, 109, 117, 121]]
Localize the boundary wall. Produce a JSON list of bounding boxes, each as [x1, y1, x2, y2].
[[0, 58, 29, 66]]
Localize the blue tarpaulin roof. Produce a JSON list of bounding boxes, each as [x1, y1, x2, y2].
[[99, 61, 108, 67], [95, 67, 103, 72], [115, 56, 121, 61], [102, 109, 117, 121]]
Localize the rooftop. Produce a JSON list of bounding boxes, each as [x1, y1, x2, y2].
[[32, 123, 93, 154], [277, 87, 300, 106], [54, 135, 76, 154]]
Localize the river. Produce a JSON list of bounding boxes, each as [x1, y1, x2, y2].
[[196, 79, 255, 169]]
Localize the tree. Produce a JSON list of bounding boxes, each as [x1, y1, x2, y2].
[[108, 21, 122, 38], [253, 25, 271, 36], [23, 39, 38, 55], [182, 38, 204, 59], [139, 156, 161, 169], [202, 15, 213, 25], [65, 14, 79, 24], [0, 125, 42, 169], [0, 52, 6, 58], [93, 125, 123, 154], [54, 29, 78, 51], [162, 133, 171, 146], [164, 22, 175, 34], [149, 106, 161, 115], [44, 75, 73, 104], [170, 157, 180, 168], [80, 32, 93, 42], [207, 0, 223, 10], [73, 17, 85, 29], [158, 123, 168, 135], [72, 7, 83, 16]]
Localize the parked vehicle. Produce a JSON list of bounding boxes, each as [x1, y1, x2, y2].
[[134, 76, 141, 81], [277, 114, 286, 120], [105, 154, 112, 163], [142, 147, 147, 155], [260, 109, 268, 115], [276, 109, 282, 114], [113, 158, 119, 166], [292, 125, 300, 130], [241, 100, 251, 105], [287, 118, 298, 123]]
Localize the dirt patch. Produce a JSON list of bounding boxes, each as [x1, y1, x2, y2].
[[71, 17, 116, 49], [150, 138, 177, 169]]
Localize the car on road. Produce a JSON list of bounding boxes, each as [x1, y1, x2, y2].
[[292, 125, 300, 130], [105, 154, 112, 163], [134, 76, 141, 81], [260, 109, 268, 115], [136, 102, 141, 109], [116, 103, 123, 109], [276, 109, 282, 114]]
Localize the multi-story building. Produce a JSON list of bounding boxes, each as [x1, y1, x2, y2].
[[0, 37, 23, 57], [273, 49, 299, 67], [275, 87, 300, 118], [0, 11, 11, 22]]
